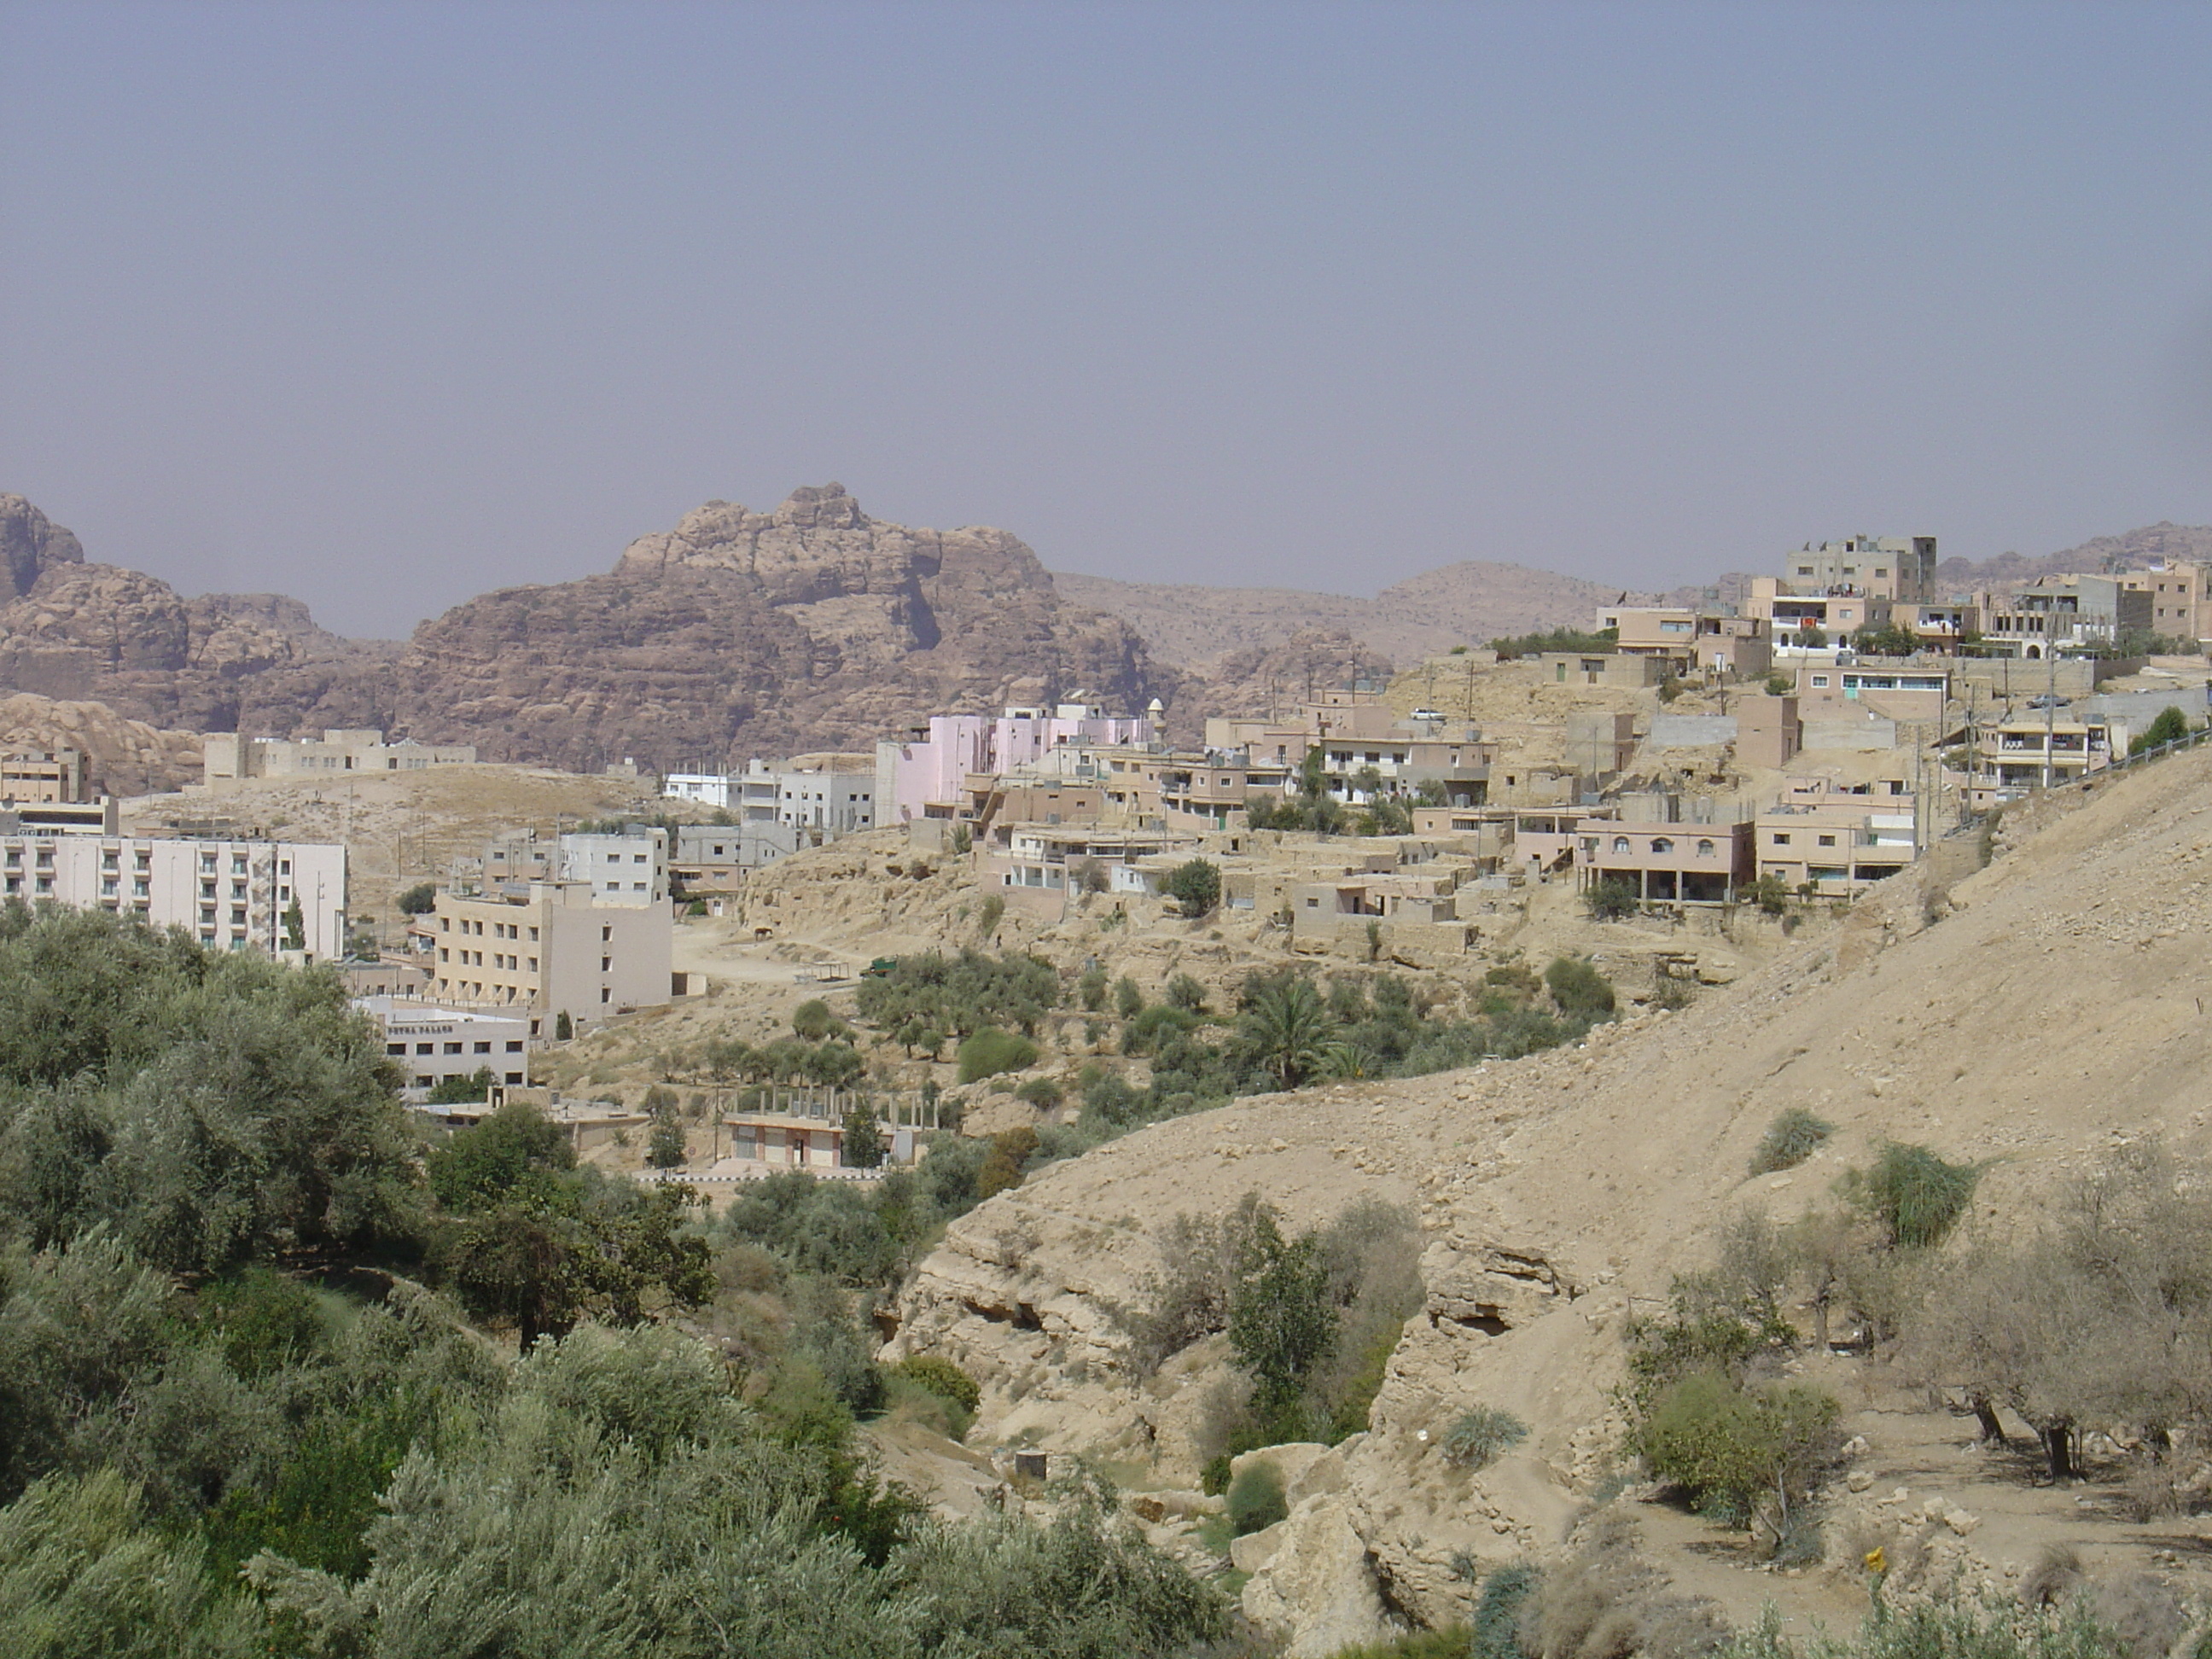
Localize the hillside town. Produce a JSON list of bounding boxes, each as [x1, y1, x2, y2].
[[4, 531, 2208, 1141]]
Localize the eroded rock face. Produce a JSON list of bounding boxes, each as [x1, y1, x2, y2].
[[0, 494, 84, 601], [0, 486, 1170, 774]]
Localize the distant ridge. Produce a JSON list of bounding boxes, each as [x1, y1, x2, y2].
[[1054, 560, 1645, 673]]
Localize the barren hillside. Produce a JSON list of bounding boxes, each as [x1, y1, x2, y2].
[[890, 748, 2212, 1651], [1056, 561, 1640, 673]]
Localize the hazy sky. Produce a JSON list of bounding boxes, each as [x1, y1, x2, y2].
[[5, 3, 2211, 638]]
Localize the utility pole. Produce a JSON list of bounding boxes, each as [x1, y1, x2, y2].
[[2043, 641, 2058, 792]]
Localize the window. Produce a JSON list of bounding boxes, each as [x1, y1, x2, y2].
[[600, 988, 611, 1003], [1817, 834, 1837, 847], [1810, 674, 1830, 688], [1650, 838, 1674, 853], [1611, 837, 1631, 853], [386, 1042, 405, 1056], [1772, 833, 1790, 845], [443, 1041, 463, 1055], [506, 1039, 524, 1052], [1696, 839, 1715, 856], [415, 1042, 434, 1055]]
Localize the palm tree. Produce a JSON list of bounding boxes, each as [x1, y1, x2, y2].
[[1240, 975, 1348, 1089]]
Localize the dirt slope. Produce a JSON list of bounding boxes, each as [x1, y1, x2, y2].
[[891, 747, 2212, 1650]]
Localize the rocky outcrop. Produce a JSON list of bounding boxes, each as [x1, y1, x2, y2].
[[0, 692, 202, 795], [388, 484, 1165, 773], [0, 494, 84, 600], [0, 486, 1169, 776]]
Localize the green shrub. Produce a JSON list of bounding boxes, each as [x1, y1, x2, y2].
[[1078, 963, 1108, 1011], [427, 1066, 495, 1105], [1114, 976, 1144, 1019], [1544, 956, 1615, 1018], [1471, 1563, 1540, 1659], [1438, 1406, 1528, 1470], [1225, 1460, 1287, 1536], [1583, 878, 1638, 921], [395, 881, 438, 915], [885, 1354, 981, 1415], [1749, 1107, 1834, 1175], [2128, 705, 2190, 756], [791, 998, 836, 1040], [1164, 973, 1208, 1012], [957, 1027, 1039, 1085], [977, 1127, 1040, 1200], [1636, 1372, 1840, 1527], [1013, 1076, 1063, 1109], [977, 894, 1005, 936], [1752, 873, 1790, 916], [1163, 859, 1221, 917], [1846, 1141, 1982, 1249]]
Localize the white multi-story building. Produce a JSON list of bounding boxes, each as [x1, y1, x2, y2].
[[664, 757, 878, 832], [556, 827, 668, 907], [0, 830, 347, 955], [356, 996, 533, 1098]]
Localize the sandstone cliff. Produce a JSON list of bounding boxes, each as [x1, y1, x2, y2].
[[387, 484, 1166, 772], [0, 487, 1168, 777]]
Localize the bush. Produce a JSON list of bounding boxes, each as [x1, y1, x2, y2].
[[791, 999, 836, 1040], [1078, 963, 1108, 1011], [396, 881, 438, 915], [957, 1027, 1039, 1085], [2128, 705, 2190, 756], [1013, 1076, 1063, 1109], [976, 1127, 1040, 1200], [1225, 1459, 1287, 1536], [1074, 858, 1110, 895], [1749, 1108, 1834, 1175], [1583, 878, 1638, 921], [427, 1066, 495, 1105], [1763, 672, 1793, 696], [1439, 1406, 1528, 1470], [1846, 1141, 1981, 1249], [1637, 1372, 1840, 1528], [1752, 873, 1790, 915], [1114, 976, 1144, 1020], [1470, 1563, 1540, 1659], [1164, 973, 1208, 1013], [977, 894, 1005, 936], [1544, 956, 1615, 1019], [1163, 859, 1221, 917], [885, 1354, 981, 1415]]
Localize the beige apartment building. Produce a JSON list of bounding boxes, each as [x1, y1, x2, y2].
[[429, 881, 672, 1025], [1746, 534, 1937, 643], [205, 728, 477, 784], [1589, 609, 1773, 679], [0, 748, 85, 804], [1575, 818, 1755, 904], [1967, 718, 2116, 807], [1755, 789, 1918, 897], [2118, 565, 2212, 643]]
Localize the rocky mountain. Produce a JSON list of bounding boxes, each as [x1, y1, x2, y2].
[[1055, 560, 1645, 675], [0, 487, 1168, 780], [1935, 521, 2212, 592]]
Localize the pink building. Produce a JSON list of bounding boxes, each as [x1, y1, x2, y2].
[[874, 701, 1156, 825]]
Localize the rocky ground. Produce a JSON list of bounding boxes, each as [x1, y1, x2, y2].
[[870, 744, 2212, 1653]]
